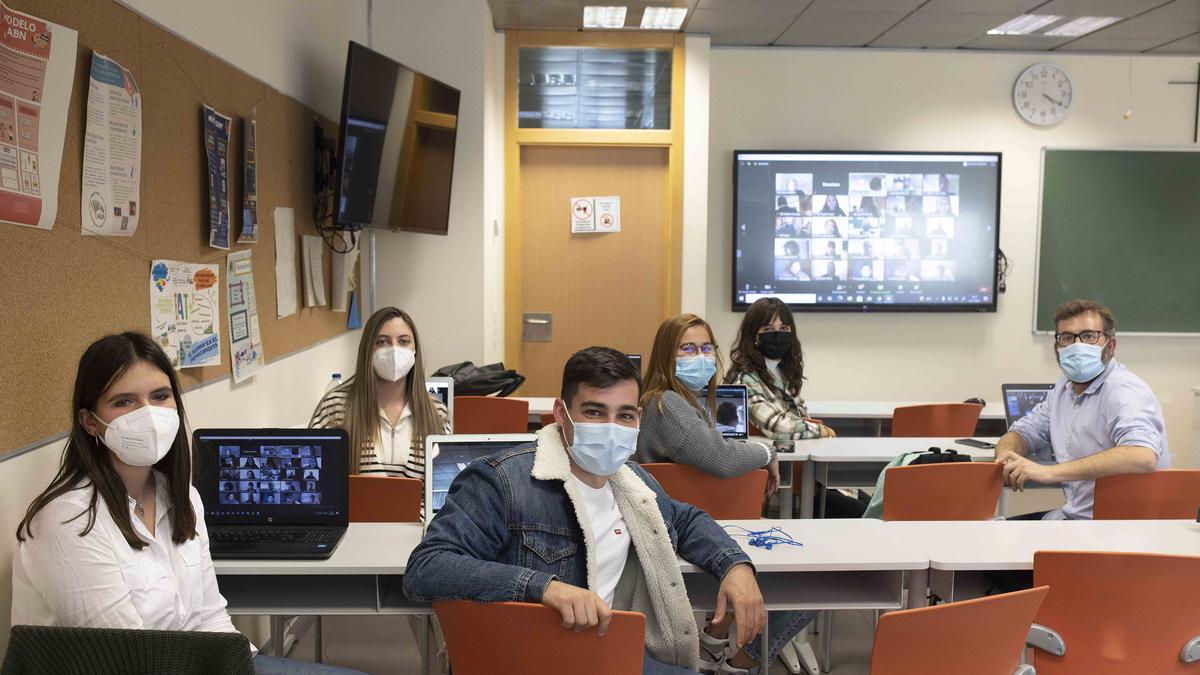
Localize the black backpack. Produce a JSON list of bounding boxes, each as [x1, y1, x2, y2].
[[432, 361, 526, 397], [908, 447, 972, 466]]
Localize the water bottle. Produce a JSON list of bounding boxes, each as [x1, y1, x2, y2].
[[325, 373, 343, 393]]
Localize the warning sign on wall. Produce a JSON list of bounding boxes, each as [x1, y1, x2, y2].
[[570, 195, 620, 234]]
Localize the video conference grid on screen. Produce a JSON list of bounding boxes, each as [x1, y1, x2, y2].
[[218, 444, 323, 506], [734, 152, 1000, 311]]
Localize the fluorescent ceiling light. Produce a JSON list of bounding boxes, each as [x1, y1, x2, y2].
[[1044, 16, 1122, 37], [986, 14, 1063, 36], [583, 6, 627, 29], [641, 6, 687, 30]]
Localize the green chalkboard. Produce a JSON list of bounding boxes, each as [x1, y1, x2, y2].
[[1037, 149, 1200, 333]]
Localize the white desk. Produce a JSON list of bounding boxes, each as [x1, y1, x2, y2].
[[887, 519, 1200, 607], [515, 397, 1005, 423]]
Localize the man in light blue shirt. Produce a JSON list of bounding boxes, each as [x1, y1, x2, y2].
[[996, 299, 1169, 520]]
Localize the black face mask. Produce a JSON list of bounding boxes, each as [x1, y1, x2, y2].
[[757, 331, 793, 360]]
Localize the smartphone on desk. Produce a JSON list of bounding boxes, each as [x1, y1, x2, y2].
[[956, 438, 996, 449]]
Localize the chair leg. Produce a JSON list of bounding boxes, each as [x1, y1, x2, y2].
[[821, 612, 834, 673], [779, 638, 802, 674], [314, 615, 323, 663], [271, 615, 285, 657]]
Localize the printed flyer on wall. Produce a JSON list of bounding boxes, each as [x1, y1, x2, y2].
[[227, 250, 265, 382], [239, 114, 258, 243], [0, 1, 77, 230], [203, 104, 231, 249], [81, 51, 142, 236], [150, 259, 222, 369]]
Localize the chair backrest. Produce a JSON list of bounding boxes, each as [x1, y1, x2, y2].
[[539, 412, 555, 427], [869, 586, 1049, 675], [640, 463, 767, 519], [1, 625, 255, 675], [1093, 470, 1200, 519], [453, 396, 530, 434], [891, 403, 982, 437], [882, 462, 1002, 521], [1032, 551, 1200, 674], [434, 601, 645, 675], [348, 474, 421, 522]]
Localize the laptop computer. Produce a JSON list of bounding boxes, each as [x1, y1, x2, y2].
[[425, 376, 455, 426], [701, 384, 749, 439], [424, 434, 536, 522], [193, 428, 350, 559], [1000, 384, 1054, 430]]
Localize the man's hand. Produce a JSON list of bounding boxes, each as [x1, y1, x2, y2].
[[1001, 455, 1056, 491], [541, 580, 612, 636], [766, 457, 780, 496], [714, 563, 765, 650], [815, 422, 836, 438]]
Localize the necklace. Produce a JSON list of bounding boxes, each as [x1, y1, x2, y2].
[[133, 502, 145, 519]]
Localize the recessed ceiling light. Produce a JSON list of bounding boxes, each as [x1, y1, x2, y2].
[[986, 14, 1063, 36], [641, 6, 687, 30], [1044, 16, 1122, 37], [583, 6, 627, 29]]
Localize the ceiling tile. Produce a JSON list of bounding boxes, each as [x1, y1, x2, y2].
[[1035, 0, 1166, 15], [960, 34, 1076, 49], [883, 11, 1031, 34], [919, 0, 1044, 12], [807, 0, 926, 10], [868, 32, 981, 48], [774, 8, 911, 45], [687, 8, 799, 32], [697, 0, 813, 9], [710, 29, 792, 45], [1148, 31, 1200, 53], [500, 4, 586, 29], [1057, 35, 1184, 50]]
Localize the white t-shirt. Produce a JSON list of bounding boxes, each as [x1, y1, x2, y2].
[[765, 358, 783, 386], [569, 474, 630, 606]]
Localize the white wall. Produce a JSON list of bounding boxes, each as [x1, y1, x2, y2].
[[706, 48, 1200, 466], [681, 35, 711, 316]]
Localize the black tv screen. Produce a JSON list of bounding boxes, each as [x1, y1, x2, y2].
[[732, 151, 1001, 312], [335, 42, 461, 234]]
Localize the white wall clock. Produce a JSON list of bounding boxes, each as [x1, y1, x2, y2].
[[1014, 63, 1073, 126]]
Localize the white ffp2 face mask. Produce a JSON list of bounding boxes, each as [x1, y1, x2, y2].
[[93, 406, 180, 467], [373, 346, 416, 382]]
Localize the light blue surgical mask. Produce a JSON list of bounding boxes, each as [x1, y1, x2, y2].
[[1058, 342, 1106, 383], [562, 410, 639, 476], [675, 355, 717, 391]]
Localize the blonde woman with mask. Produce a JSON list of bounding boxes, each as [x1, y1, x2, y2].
[[310, 307, 449, 478]]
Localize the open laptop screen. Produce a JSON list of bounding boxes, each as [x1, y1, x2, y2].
[[1001, 385, 1053, 429], [425, 377, 454, 424], [701, 385, 749, 439], [194, 429, 349, 526], [426, 434, 535, 516]]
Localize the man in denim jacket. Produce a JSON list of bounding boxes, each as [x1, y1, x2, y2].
[[405, 347, 767, 674]]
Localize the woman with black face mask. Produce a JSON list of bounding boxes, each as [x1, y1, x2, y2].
[[726, 298, 867, 518]]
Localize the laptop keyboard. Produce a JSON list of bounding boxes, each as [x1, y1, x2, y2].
[[210, 528, 341, 545]]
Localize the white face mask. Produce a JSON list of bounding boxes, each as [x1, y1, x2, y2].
[[93, 406, 180, 467], [373, 345, 416, 382]]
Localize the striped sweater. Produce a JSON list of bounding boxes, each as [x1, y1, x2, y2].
[[308, 382, 450, 479]]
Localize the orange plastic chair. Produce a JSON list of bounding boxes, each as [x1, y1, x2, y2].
[[882, 462, 1002, 521], [869, 586, 1049, 675], [453, 396, 530, 433], [434, 601, 645, 675], [348, 475, 421, 522], [640, 463, 767, 519], [1093, 470, 1200, 519], [891, 403, 982, 437], [1031, 551, 1200, 673], [539, 412, 556, 427]]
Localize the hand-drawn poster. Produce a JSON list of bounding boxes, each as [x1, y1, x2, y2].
[[150, 259, 221, 369], [81, 52, 141, 236], [0, 1, 77, 230], [203, 105, 231, 249], [226, 250, 265, 382], [238, 114, 258, 243]]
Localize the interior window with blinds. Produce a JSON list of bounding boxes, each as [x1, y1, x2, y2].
[[518, 47, 672, 130]]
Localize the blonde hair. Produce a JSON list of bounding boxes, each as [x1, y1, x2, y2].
[[343, 307, 440, 472], [640, 313, 722, 420]]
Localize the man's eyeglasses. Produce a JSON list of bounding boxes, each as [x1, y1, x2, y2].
[[678, 342, 717, 356], [1054, 330, 1109, 347]]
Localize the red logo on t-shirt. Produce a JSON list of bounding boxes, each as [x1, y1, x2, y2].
[[614, 528, 622, 535]]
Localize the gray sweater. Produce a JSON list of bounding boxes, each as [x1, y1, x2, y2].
[[635, 390, 773, 478]]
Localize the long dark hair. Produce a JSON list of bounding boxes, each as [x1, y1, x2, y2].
[[17, 333, 197, 549], [726, 297, 806, 398]]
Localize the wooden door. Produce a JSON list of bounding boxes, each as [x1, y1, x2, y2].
[[518, 145, 670, 395]]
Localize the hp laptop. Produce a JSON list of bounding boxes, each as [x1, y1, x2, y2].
[[701, 384, 749, 439], [424, 434, 536, 523], [425, 376, 455, 426], [194, 428, 350, 559], [1000, 384, 1054, 429]]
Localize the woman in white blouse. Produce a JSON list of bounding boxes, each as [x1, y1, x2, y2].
[[12, 332, 362, 674]]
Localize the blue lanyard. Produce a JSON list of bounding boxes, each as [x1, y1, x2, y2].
[[723, 525, 803, 551]]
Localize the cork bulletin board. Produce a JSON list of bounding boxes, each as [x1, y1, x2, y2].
[[0, 0, 354, 458]]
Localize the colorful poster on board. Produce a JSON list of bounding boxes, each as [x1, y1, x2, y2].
[[238, 114, 258, 243], [0, 1, 77, 230], [150, 259, 221, 369], [203, 105, 231, 249], [81, 52, 142, 236], [226, 250, 265, 383]]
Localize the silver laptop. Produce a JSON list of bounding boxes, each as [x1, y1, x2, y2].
[[1000, 384, 1054, 429], [700, 384, 749, 439], [425, 377, 455, 427], [423, 434, 536, 524]]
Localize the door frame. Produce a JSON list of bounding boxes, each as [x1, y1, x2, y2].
[[504, 30, 686, 371]]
